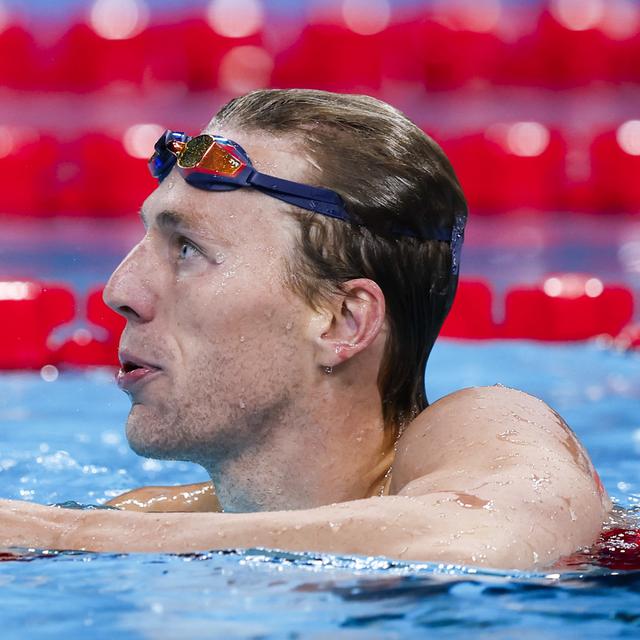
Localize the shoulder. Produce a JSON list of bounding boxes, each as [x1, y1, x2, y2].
[[385, 385, 609, 568], [394, 385, 556, 473], [391, 385, 608, 506]]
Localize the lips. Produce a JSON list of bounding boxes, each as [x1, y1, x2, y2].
[[116, 350, 162, 392]]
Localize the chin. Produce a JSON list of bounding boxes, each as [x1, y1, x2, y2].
[[125, 404, 185, 461]]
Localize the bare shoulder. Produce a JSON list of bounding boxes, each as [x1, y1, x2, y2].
[[391, 384, 609, 508], [382, 385, 611, 567]]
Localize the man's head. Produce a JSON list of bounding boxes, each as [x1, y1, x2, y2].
[[211, 90, 467, 428], [104, 89, 467, 467]]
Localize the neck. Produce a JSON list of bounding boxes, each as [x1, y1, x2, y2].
[[205, 383, 395, 513]]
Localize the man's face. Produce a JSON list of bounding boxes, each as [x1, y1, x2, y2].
[[104, 130, 315, 465]]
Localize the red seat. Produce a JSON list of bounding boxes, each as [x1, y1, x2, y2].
[[417, 19, 504, 90], [440, 128, 566, 213], [179, 18, 265, 92], [273, 15, 446, 94], [53, 133, 155, 216], [0, 131, 59, 216], [589, 128, 640, 213], [47, 23, 148, 92], [86, 287, 124, 364], [55, 288, 124, 367], [0, 25, 40, 90], [610, 29, 640, 84], [280, 15, 521, 95], [440, 279, 497, 339], [87, 287, 124, 337], [502, 275, 634, 341], [0, 281, 75, 369], [46, 20, 249, 92], [497, 11, 614, 88], [272, 22, 388, 93]]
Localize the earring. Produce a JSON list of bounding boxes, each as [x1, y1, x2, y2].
[[323, 366, 333, 375]]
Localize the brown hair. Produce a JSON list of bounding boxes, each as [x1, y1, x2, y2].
[[212, 89, 467, 435]]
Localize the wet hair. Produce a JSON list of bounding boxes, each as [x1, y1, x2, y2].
[[212, 89, 467, 435]]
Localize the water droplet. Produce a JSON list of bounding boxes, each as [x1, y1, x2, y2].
[[239, 336, 245, 343], [239, 400, 246, 409]]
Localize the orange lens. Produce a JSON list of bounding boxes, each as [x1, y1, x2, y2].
[[177, 134, 244, 177], [178, 135, 213, 168]]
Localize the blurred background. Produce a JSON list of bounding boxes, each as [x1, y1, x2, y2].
[[0, 0, 639, 368]]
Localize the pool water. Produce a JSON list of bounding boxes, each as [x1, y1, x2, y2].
[[1, 339, 639, 639]]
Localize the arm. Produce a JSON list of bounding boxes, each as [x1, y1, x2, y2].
[[106, 482, 220, 513], [0, 387, 609, 569]]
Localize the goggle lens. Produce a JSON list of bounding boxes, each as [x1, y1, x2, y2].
[[178, 135, 213, 168]]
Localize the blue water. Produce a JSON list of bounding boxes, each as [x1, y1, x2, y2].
[[1, 339, 640, 638]]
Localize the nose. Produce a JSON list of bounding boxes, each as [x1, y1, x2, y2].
[[103, 239, 157, 324]]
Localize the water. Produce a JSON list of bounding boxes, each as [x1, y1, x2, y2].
[[1, 213, 639, 636], [1, 339, 639, 638]]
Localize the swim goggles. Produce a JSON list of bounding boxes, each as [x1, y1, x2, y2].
[[148, 130, 465, 275]]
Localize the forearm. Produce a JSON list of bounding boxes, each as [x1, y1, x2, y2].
[[1, 496, 432, 561], [105, 482, 220, 513], [2, 490, 587, 568], [76, 496, 430, 558]]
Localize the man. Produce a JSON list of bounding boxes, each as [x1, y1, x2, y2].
[[0, 90, 609, 568]]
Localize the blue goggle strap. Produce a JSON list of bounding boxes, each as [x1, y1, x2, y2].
[[248, 171, 352, 221], [151, 130, 465, 274]]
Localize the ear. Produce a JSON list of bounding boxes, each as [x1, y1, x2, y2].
[[312, 278, 386, 369]]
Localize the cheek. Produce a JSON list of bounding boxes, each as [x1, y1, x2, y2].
[[173, 265, 310, 393]]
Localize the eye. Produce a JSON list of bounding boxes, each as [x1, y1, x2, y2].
[[176, 237, 202, 261]]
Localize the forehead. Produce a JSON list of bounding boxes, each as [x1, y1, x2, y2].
[[211, 127, 316, 182], [142, 128, 316, 240]]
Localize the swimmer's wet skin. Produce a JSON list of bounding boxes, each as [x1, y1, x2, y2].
[[0, 387, 609, 568], [0, 89, 610, 570]]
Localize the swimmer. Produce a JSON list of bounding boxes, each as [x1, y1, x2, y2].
[[0, 89, 610, 569]]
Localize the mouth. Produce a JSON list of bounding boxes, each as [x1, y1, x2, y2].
[[116, 353, 163, 392]]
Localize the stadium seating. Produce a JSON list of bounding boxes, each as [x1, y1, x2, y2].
[[0, 275, 636, 370], [0, 2, 638, 370], [0, 281, 75, 369], [51, 288, 123, 367], [440, 128, 567, 213], [0, 132, 59, 216], [53, 133, 155, 216], [589, 129, 640, 214], [497, 11, 614, 88], [501, 275, 634, 341], [440, 280, 497, 339], [0, 25, 40, 90]]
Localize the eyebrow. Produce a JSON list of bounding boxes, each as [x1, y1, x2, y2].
[[140, 208, 194, 232], [140, 207, 234, 248]]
